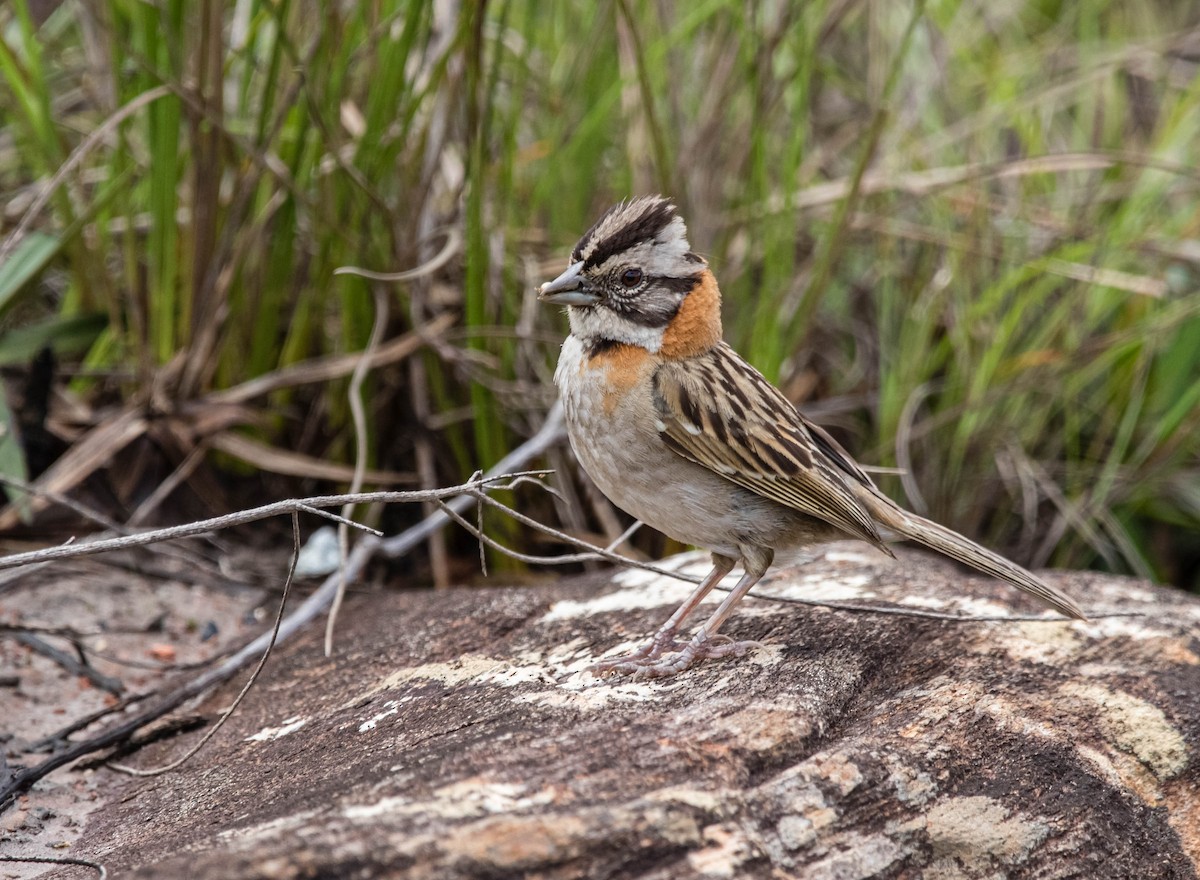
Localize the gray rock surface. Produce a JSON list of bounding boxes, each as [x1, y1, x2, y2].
[[55, 545, 1200, 878]]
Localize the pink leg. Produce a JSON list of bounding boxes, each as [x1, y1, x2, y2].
[[595, 548, 774, 679], [590, 553, 735, 675]]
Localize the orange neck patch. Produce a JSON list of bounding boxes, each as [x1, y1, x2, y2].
[[583, 342, 651, 416], [659, 270, 723, 359]]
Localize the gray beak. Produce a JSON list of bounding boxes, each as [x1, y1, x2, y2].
[[537, 261, 600, 306]]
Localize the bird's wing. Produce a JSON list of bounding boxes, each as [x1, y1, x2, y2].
[[652, 343, 889, 550]]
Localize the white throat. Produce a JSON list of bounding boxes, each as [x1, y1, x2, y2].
[[566, 306, 667, 352]]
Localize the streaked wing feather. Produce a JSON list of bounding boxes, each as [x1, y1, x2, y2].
[[653, 343, 886, 548]]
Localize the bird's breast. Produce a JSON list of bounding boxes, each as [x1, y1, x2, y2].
[[554, 335, 816, 556], [555, 336, 664, 490]]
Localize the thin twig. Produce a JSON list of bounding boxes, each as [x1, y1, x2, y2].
[[474, 471, 487, 576], [0, 474, 123, 532], [895, 381, 936, 516], [127, 443, 210, 526], [744, 150, 1200, 224], [72, 646, 228, 673], [0, 855, 106, 879], [334, 226, 462, 282], [208, 313, 456, 406], [743, 583, 1143, 621], [604, 520, 643, 552], [13, 633, 124, 695], [0, 623, 113, 638], [0, 476, 552, 574], [30, 691, 159, 752], [108, 514, 301, 776], [435, 498, 613, 567], [0, 473, 232, 589], [377, 406, 567, 561], [447, 488, 703, 580], [326, 285, 389, 656]]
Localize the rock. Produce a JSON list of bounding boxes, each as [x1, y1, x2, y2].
[[59, 545, 1200, 878]]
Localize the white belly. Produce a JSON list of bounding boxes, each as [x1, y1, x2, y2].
[[554, 335, 815, 557]]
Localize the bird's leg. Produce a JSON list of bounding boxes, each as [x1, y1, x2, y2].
[[626, 548, 774, 679], [590, 553, 736, 675]]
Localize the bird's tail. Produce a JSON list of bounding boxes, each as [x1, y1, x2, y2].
[[858, 490, 1087, 620]]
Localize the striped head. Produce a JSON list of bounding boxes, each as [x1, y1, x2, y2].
[[538, 196, 718, 354]]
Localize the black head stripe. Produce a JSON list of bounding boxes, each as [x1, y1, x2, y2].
[[571, 206, 615, 264], [608, 293, 683, 328], [575, 198, 678, 269], [654, 274, 702, 294]]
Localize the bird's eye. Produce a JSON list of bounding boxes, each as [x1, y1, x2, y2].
[[621, 268, 644, 288]]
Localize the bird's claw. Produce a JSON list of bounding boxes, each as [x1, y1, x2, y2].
[[590, 633, 763, 679]]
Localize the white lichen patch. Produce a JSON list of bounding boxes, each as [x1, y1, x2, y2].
[[539, 588, 673, 622], [542, 547, 894, 623], [513, 662, 677, 710], [801, 832, 905, 879], [347, 635, 694, 717], [531, 635, 596, 666], [1079, 614, 1180, 642], [347, 655, 553, 711], [1091, 583, 1168, 605], [975, 694, 1064, 744], [359, 699, 406, 732], [646, 787, 725, 811], [821, 548, 882, 566], [507, 636, 701, 708], [514, 682, 663, 709], [540, 572, 724, 622], [746, 643, 787, 666], [1061, 683, 1189, 779], [879, 593, 952, 611], [811, 751, 864, 795], [244, 715, 307, 742], [217, 808, 319, 843], [761, 777, 835, 856], [991, 621, 1086, 665], [776, 814, 818, 850], [341, 795, 410, 821], [1072, 742, 1166, 806], [899, 593, 1023, 619], [687, 823, 755, 878], [750, 572, 877, 606], [893, 677, 986, 738], [692, 649, 788, 701], [342, 779, 556, 822], [911, 795, 1048, 864], [885, 757, 937, 805], [1074, 743, 1126, 789]]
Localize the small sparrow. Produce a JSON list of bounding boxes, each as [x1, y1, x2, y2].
[[538, 196, 1085, 677]]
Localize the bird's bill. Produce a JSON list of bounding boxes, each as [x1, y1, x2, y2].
[[537, 261, 599, 306]]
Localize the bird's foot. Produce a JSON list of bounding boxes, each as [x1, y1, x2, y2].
[[591, 633, 763, 680], [588, 628, 685, 676]]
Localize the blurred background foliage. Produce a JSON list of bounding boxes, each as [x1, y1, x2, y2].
[[1, 0, 1198, 590]]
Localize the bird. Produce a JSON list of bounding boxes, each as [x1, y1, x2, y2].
[[537, 195, 1086, 678]]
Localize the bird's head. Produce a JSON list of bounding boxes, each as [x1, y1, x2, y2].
[[538, 196, 718, 353]]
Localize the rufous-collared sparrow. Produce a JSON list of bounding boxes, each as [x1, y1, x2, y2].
[[539, 195, 1085, 678]]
